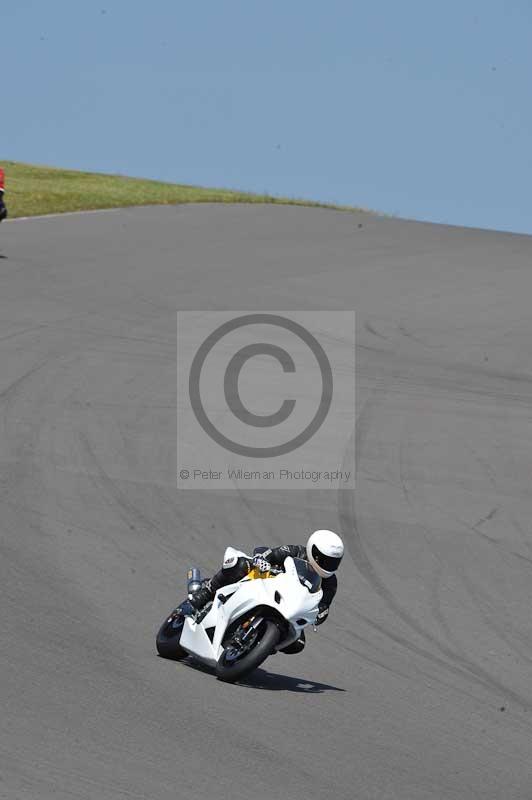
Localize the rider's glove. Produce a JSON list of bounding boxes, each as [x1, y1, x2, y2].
[[253, 555, 270, 573], [315, 604, 329, 625]]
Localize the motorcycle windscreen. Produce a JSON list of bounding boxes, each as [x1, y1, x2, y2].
[[292, 558, 322, 593]]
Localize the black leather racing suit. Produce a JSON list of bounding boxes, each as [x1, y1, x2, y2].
[[208, 544, 338, 653]]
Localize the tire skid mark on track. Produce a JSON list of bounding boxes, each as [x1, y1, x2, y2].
[[364, 320, 388, 340], [338, 391, 532, 712], [353, 608, 531, 712], [471, 507, 498, 531], [0, 359, 49, 404], [428, 560, 463, 654], [331, 624, 507, 709], [0, 324, 51, 344], [358, 347, 532, 409], [508, 513, 532, 559], [77, 431, 198, 564], [396, 427, 472, 655], [397, 322, 430, 347], [459, 565, 532, 670]]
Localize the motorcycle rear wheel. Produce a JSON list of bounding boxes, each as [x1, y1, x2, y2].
[[216, 620, 280, 683]]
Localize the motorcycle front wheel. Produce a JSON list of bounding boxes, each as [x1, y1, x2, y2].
[[216, 619, 280, 683], [156, 611, 188, 660]]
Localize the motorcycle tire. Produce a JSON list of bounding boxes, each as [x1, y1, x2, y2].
[[156, 611, 188, 660], [216, 619, 280, 683]]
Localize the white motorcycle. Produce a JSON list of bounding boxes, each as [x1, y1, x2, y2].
[[156, 547, 322, 682]]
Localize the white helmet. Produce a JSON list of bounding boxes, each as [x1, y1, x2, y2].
[[306, 530, 344, 578]]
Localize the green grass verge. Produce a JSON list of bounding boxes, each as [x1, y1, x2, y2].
[[1, 161, 362, 219]]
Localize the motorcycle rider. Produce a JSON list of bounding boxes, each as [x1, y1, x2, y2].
[[0, 168, 7, 222], [188, 529, 344, 653]]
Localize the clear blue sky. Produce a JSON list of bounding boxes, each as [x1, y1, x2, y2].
[[3, 1, 532, 233]]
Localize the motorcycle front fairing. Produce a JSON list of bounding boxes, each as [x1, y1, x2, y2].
[[178, 557, 322, 666]]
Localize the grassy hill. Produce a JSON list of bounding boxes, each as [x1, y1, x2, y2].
[[1, 161, 358, 219]]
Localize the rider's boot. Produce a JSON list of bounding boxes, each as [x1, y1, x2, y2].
[[189, 580, 214, 611]]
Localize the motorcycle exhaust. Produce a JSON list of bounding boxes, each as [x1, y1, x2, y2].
[[187, 567, 202, 596]]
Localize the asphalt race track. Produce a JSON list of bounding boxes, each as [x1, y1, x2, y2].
[[2, 205, 532, 800]]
